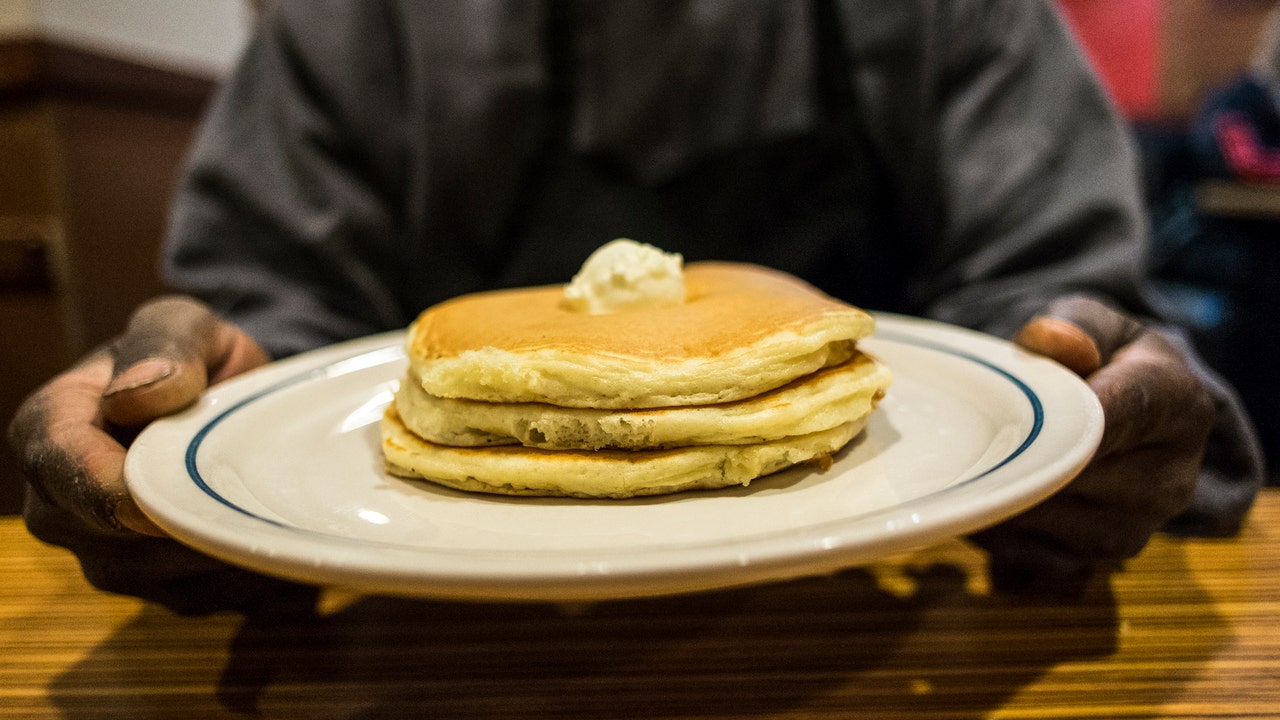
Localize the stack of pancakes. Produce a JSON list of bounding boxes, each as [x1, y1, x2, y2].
[[381, 262, 891, 498]]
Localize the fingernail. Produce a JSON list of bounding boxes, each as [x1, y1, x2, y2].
[[103, 359, 175, 397]]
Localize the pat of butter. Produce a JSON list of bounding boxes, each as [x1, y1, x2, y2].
[[563, 239, 685, 314]]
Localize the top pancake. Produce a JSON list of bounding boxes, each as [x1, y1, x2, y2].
[[406, 262, 875, 409]]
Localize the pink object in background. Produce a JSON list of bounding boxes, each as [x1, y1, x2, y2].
[[1056, 0, 1162, 120]]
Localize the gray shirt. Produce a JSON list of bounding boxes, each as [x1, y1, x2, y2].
[[169, 0, 1151, 354]]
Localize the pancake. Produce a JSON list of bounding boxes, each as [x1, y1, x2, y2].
[[404, 262, 874, 409], [394, 351, 891, 450], [383, 246, 888, 500], [381, 404, 864, 498]]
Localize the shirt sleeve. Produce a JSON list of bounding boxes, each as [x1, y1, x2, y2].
[[846, 0, 1149, 335], [161, 0, 414, 358]]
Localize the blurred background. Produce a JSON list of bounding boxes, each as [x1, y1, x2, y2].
[[0, 0, 253, 515], [0, 0, 1276, 516]]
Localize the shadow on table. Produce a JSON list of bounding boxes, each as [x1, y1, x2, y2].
[[48, 548, 1223, 719]]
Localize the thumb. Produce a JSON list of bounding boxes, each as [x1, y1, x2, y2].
[[1013, 295, 1144, 377], [101, 295, 269, 427]]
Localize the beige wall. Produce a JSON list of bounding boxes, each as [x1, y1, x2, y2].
[[0, 0, 37, 35], [0, 0, 251, 77]]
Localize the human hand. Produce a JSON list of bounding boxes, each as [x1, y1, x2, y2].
[[9, 295, 269, 536], [968, 295, 1215, 594], [7, 296, 318, 614]]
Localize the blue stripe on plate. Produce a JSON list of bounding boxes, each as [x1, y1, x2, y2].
[[184, 345, 404, 526], [875, 329, 1045, 478], [184, 333, 1045, 526]]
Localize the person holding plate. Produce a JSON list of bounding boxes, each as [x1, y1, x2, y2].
[[8, 0, 1266, 614]]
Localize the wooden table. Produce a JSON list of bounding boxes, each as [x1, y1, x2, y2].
[[2, 491, 1279, 719]]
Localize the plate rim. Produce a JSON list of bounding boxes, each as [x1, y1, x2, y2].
[[126, 313, 1103, 601]]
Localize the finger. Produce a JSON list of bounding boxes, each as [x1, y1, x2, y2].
[[1034, 294, 1145, 363], [1060, 445, 1201, 532], [10, 296, 268, 537], [23, 489, 320, 616], [1014, 315, 1103, 376], [102, 296, 268, 427], [981, 429, 1203, 570], [989, 489, 1164, 562], [1087, 331, 1216, 458], [9, 353, 165, 536], [1026, 294, 1216, 458], [967, 521, 1106, 596], [989, 424, 1204, 563]]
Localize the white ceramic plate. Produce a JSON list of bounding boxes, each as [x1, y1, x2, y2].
[[125, 313, 1103, 602]]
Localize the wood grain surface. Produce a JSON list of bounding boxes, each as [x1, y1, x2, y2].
[[2, 490, 1278, 719]]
